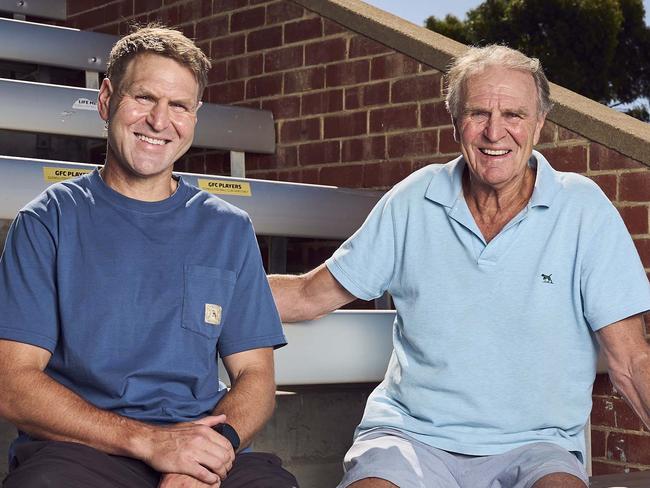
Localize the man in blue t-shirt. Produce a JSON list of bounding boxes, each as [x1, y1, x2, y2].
[[270, 45, 650, 488], [0, 26, 297, 488]]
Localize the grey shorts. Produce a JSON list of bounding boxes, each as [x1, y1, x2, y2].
[[337, 428, 589, 488]]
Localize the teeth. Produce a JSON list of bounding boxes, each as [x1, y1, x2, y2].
[[481, 148, 509, 156], [136, 134, 166, 145]]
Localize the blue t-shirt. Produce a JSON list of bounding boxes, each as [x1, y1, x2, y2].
[[0, 169, 286, 427], [326, 151, 650, 461]]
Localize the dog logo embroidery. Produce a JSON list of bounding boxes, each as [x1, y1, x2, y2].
[[541, 273, 553, 284], [205, 304, 222, 325]]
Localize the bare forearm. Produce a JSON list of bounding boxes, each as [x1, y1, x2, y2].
[[211, 368, 276, 449], [610, 351, 650, 428], [269, 263, 355, 322], [0, 368, 151, 459]]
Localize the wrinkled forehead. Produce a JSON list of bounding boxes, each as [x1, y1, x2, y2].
[[461, 65, 538, 109]]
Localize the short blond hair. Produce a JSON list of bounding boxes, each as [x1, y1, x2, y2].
[[445, 45, 553, 120], [106, 24, 211, 100]]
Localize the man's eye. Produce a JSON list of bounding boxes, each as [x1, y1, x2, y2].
[[136, 95, 153, 103], [170, 103, 188, 112]]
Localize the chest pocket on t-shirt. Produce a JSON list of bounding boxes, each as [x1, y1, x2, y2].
[[182, 265, 236, 339]]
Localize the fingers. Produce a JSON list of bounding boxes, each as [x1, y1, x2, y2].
[[194, 414, 227, 428]]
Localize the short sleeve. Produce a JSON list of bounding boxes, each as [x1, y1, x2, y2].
[[326, 190, 397, 300], [0, 212, 59, 351], [217, 220, 286, 357], [581, 204, 650, 330]]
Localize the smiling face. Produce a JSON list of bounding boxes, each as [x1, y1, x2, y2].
[[98, 53, 200, 189], [456, 65, 546, 194]]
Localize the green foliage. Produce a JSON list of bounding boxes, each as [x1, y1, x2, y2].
[[425, 0, 650, 112]]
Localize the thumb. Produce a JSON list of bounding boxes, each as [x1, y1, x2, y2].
[[194, 414, 227, 428]]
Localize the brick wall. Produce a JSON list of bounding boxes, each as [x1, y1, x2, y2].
[[65, 0, 650, 474]]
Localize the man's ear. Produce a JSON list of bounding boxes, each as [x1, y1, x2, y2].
[[97, 78, 113, 122]]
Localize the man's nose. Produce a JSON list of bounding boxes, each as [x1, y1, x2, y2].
[[146, 101, 170, 132], [484, 114, 505, 141]]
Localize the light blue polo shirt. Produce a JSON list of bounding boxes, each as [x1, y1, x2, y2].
[[326, 150, 650, 461]]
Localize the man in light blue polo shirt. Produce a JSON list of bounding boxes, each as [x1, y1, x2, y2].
[[270, 45, 650, 488]]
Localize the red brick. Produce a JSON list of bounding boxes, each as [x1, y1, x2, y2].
[[589, 174, 618, 201], [558, 125, 585, 141], [280, 118, 320, 144], [326, 60, 370, 87], [371, 53, 419, 80], [345, 82, 390, 109], [342, 136, 386, 163], [251, 170, 278, 181], [134, 0, 162, 15], [266, 1, 304, 24], [296, 168, 317, 184], [592, 374, 618, 396], [205, 153, 230, 176], [591, 144, 644, 171], [298, 141, 341, 165], [620, 171, 650, 202], [196, 15, 229, 41], [305, 38, 347, 65], [264, 45, 303, 72], [261, 96, 301, 120], [349, 36, 391, 58], [537, 121, 556, 144], [438, 127, 460, 154], [211, 34, 246, 59], [176, 24, 195, 41], [591, 460, 641, 475], [68, 4, 119, 30], [591, 397, 616, 428], [301, 90, 343, 116], [634, 238, 650, 268], [591, 428, 607, 458], [619, 205, 649, 235], [68, 0, 113, 15], [95, 24, 119, 35], [541, 145, 588, 173], [363, 161, 412, 188], [231, 7, 266, 32], [247, 26, 283, 52], [246, 73, 283, 99], [285, 17, 323, 43], [273, 145, 298, 168], [421, 101, 452, 127], [607, 432, 650, 464], [284, 67, 325, 93], [324, 111, 367, 138], [208, 81, 245, 104], [320, 164, 364, 188], [323, 18, 347, 35], [208, 61, 227, 84], [388, 130, 437, 159], [227, 54, 263, 80], [249, 145, 297, 170], [370, 105, 418, 133], [213, 0, 248, 11], [391, 73, 442, 103], [154, 5, 180, 25]]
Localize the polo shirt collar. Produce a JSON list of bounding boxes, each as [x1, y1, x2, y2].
[[424, 150, 561, 209]]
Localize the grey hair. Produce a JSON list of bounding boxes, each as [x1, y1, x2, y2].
[[445, 45, 553, 120]]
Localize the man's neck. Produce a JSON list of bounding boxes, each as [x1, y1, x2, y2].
[[100, 163, 178, 202], [463, 165, 536, 243]]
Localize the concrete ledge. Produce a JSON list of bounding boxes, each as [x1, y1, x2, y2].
[[294, 0, 650, 167]]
